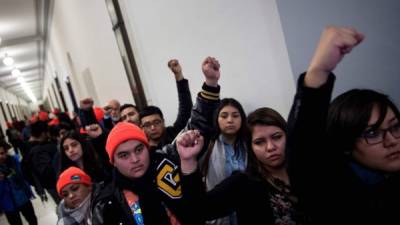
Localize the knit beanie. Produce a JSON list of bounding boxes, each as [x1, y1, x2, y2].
[[93, 107, 105, 122], [57, 167, 92, 196], [38, 111, 49, 121], [106, 122, 149, 164]]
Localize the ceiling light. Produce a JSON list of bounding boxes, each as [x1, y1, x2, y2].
[[17, 76, 25, 83], [3, 54, 14, 66], [22, 86, 37, 103], [12, 68, 21, 77], [15, 76, 37, 103]]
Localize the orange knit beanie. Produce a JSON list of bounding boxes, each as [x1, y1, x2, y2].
[[56, 167, 92, 196], [105, 122, 149, 163]]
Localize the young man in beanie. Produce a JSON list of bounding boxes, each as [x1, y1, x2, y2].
[[56, 166, 93, 225], [91, 57, 222, 225]]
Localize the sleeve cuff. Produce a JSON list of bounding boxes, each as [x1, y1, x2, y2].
[[198, 82, 220, 101], [297, 72, 336, 93]]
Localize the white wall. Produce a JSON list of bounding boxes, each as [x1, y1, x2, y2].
[[119, 0, 295, 123], [44, 0, 134, 111], [40, 0, 400, 132], [277, 0, 400, 107]]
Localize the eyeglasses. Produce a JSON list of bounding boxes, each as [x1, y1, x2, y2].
[[141, 119, 163, 129], [360, 123, 400, 145]]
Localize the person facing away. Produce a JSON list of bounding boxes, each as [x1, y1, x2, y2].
[[5, 120, 23, 156], [27, 120, 61, 203], [199, 98, 249, 225], [286, 26, 400, 224], [139, 59, 193, 151], [0, 143, 38, 225], [56, 166, 93, 225], [91, 56, 222, 225], [183, 107, 308, 225]]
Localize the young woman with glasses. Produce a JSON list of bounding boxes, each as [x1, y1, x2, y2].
[[287, 26, 400, 224]]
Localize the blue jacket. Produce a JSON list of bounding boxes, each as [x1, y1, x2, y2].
[[0, 155, 33, 212]]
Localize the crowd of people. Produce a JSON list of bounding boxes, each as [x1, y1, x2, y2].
[[0, 26, 399, 225]]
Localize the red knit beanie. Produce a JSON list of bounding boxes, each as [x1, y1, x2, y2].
[[93, 107, 105, 122], [38, 111, 49, 121], [56, 167, 92, 196], [106, 122, 149, 164]]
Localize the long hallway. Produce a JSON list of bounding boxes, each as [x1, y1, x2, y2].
[[0, 1, 399, 225]]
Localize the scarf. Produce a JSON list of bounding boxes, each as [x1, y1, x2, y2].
[[57, 194, 92, 225]]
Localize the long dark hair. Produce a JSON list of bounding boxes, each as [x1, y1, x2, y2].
[[246, 107, 288, 177], [327, 89, 400, 154], [212, 98, 249, 145], [201, 98, 249, 175], [59, 131, 104, 182]]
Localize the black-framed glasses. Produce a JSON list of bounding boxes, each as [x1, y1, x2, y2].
[[141, 119, 163, 129], [360, 123, 400, 145]]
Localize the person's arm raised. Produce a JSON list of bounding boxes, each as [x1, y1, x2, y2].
[[305, 26, 364, 88], [202, 56, 220, 88], [176, 130, 204, 174], [168, 59, 184, 81]]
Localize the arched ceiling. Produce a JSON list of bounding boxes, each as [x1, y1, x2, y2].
[[0, 0, 52, 103]]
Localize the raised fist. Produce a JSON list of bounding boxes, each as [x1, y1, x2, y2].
[[308, 26, 364, 75], [202, 56, 220, 87], [80, 98, 94, 110], [168, 59, 182, 75], [176, 129, 204, 161], [85, 124, 102, 138]]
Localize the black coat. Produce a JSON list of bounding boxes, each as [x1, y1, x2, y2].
[[151, 79, 193, 151], [196, 172, 277, 225], [31, 140, 58, 189], [287, 73, 400, 224], [91, 167, 174, 225], [91, 85, 220, 225], [91, 155, 203, 225]]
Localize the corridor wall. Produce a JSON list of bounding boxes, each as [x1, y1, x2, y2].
[[119, 0, 295, 123], [44, 0, 134, 112], [278, 0, 400, 107]]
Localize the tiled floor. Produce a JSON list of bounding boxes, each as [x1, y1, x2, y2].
[[0, 190, 58, 225]]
